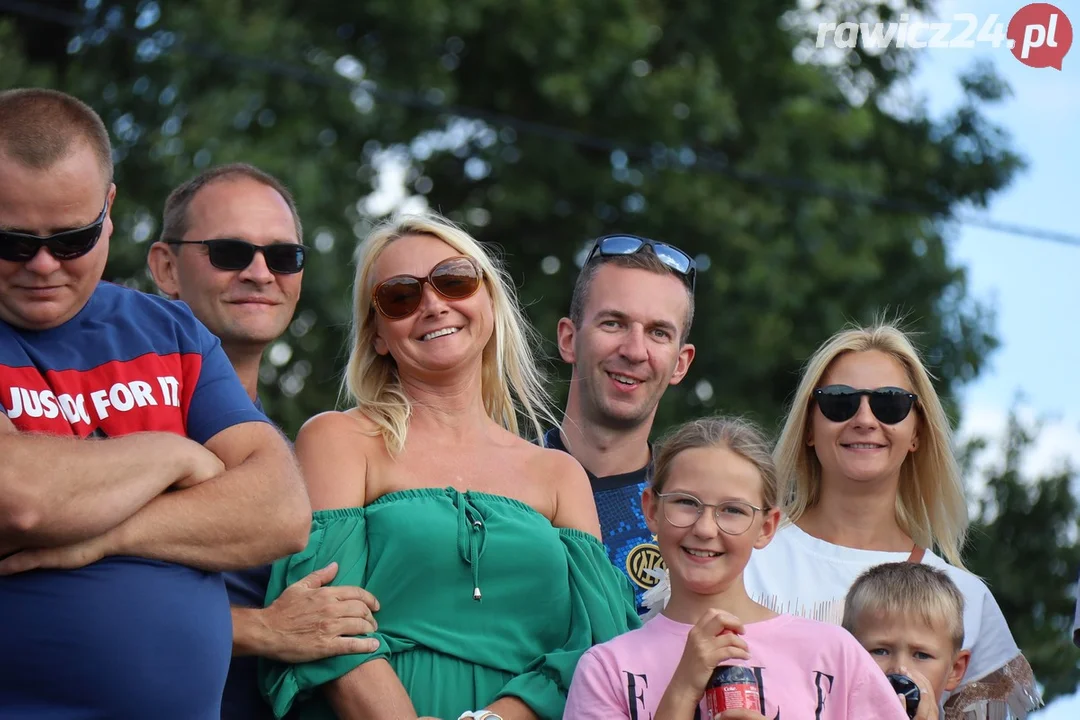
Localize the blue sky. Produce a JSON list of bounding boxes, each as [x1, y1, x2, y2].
[[910, 0, 1079, 715]]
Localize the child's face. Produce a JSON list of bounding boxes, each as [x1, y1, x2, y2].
[[853, 610, 971, 704], [643, 446, 780, 596]]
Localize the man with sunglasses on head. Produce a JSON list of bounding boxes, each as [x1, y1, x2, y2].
[[0, 89, 310, 718], [546, 234, 697, 612], [148, 164, 380, 720]]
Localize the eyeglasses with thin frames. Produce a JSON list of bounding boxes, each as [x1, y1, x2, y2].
[[654, 491, 768, 536]]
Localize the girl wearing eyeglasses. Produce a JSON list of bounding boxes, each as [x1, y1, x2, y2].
[[564, 416, 909, 719], [740, 323, 1040, 719], [258, 213, 638, 720]]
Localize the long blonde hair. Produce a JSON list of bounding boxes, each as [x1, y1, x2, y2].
[[342, 212, 555, 454], [774, 323, 969, 568]]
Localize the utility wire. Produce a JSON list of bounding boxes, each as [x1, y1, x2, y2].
[[2, 0, 1077, 248]]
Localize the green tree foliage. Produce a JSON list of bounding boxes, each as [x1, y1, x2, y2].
[[3, 0, 1076, 701], [961, 412, 1080, 703], [0, 0, 1015, 434]]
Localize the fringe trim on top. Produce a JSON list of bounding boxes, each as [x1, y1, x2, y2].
[[944, 654, 1043, 720]]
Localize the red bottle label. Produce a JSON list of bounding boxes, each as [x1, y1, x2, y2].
[[705, 681, 762, 714]]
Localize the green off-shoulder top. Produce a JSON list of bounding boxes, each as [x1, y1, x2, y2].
[[259, 487, 641, 719]]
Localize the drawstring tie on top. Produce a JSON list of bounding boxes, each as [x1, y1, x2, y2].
[[452, 489, 488, 601]]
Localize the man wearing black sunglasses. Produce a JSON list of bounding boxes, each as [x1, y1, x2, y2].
[[545, 234, 697, 612], [149, 164, 378, 720], [149, 163, 306, 401], [0, 89, 310, 718]]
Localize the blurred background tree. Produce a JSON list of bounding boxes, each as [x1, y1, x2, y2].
[[961, 410, 1080, 703], [1, 0, 1076, 700]]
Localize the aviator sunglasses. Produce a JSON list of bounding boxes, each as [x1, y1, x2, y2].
[[813, 385, 919, 425], [0, 199, 109, 262], [586, 234, 697, 291], [164, 239, 307, 275], [371, 256, 484, 320]]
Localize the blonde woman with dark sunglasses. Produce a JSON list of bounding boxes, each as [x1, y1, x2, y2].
[[741, 323, 1040, 719]]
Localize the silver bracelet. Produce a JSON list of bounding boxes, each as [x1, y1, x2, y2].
[[457, 712, 503, 720]]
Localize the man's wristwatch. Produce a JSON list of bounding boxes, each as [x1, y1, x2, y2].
[[457, 712, 503, 720]]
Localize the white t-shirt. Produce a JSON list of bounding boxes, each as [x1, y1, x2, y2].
[[743, 523, 1021, 688]]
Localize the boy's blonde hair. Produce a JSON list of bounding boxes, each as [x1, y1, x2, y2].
[[650, 415, 778, 508], [842, 562, 966, 652]]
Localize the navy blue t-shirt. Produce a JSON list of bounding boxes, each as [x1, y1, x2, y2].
[[543, 428, 661, 614], [0, 282, 268, 719], [221, 399, 276, 720]]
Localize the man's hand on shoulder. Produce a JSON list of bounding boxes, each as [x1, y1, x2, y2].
[[237, 561, 382, 662]]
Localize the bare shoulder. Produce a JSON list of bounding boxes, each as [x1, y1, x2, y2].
[[296, 409, 381, 449], [526, 445, 600, 536], [295, 410, 382, 510], [537, 445, 590, 487]]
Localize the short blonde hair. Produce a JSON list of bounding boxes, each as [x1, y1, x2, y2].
[[773, 323, 969, 568], [651, 415, 778, 508], [342, 212, 555, 454], [842, 562, 966, 652]]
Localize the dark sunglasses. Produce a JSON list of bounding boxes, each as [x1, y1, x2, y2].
[[586, 234, 697, 291], [372, 256, 484, 320], [0, 199, 109, 262], [165, 239, 306, 275], [813, 385, 918, 425]]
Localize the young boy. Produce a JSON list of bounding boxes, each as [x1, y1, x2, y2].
[[843, 562, 972, 719]]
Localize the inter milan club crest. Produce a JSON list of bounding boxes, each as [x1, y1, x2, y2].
[[625, 536, 665, 589]]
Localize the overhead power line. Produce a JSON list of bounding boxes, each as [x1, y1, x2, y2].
[[1, 0, 1078, 249]]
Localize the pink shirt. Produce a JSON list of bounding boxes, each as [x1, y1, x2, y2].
[[565, 612, 909, 719]]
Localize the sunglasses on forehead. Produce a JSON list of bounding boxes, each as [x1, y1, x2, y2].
[[813, 385, 919, 425], [0, 199, 109, 263], [371, 256, 484, 320], [586, 234, 697, 291], [164, 238, 306, 275]]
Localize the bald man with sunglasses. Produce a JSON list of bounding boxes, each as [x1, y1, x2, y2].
[[148, 164, 381, 720], [0, 90, 310, 718]]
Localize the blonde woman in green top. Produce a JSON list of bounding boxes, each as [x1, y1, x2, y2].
[[260, 213, 640, 720]]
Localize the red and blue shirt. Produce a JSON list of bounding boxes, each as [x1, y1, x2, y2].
[[0, 281, 268, 719]]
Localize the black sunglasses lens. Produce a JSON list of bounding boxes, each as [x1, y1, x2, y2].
[[264, 244, 306, 274], [0, 234, 40, 262], [0, 226, 101, 262], [48, 226, 102, 259], [206, 240, 256, 270], [869, 391, 915, 424], [816, 388, 860, 422]]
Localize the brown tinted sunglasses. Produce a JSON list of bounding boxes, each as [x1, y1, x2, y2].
[[371, 256, 484, 319]]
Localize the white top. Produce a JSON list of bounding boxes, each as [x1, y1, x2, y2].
[[743, 523, 1021, 688]]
